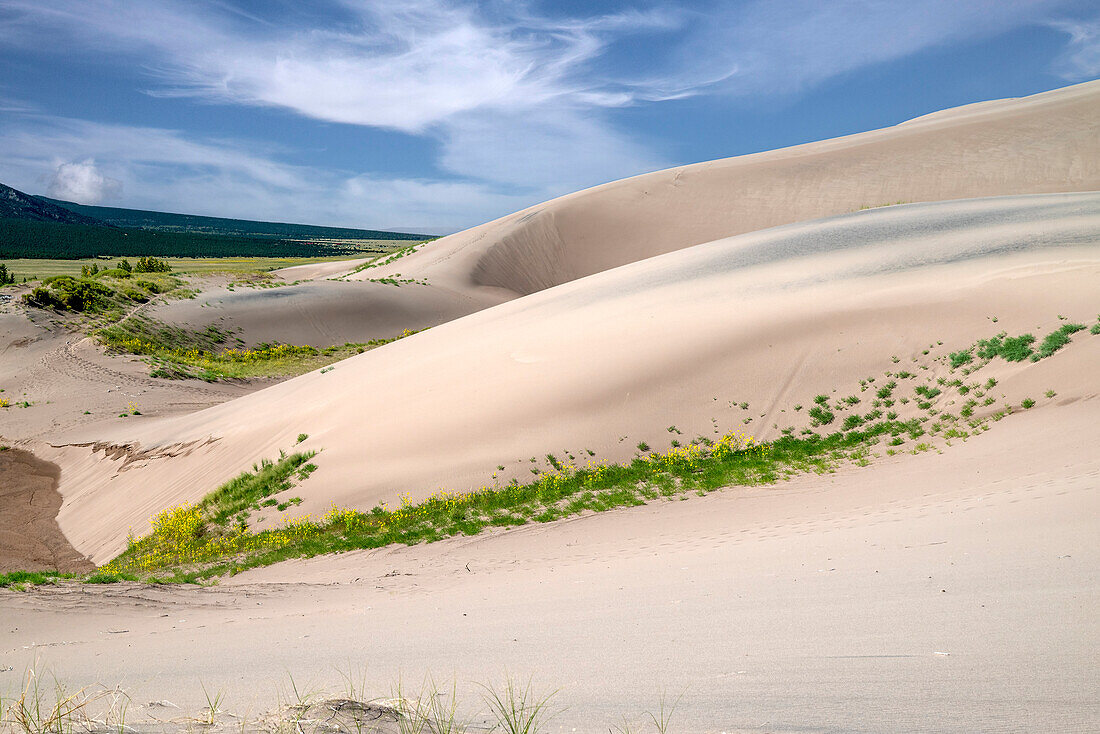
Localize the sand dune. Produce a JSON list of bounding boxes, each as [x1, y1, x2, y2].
[[147, 278, 506, 348], [361, 80, 1099, 297], [38, 192, 1100, 563], [4, 82, 1099, 734], [132, 82, 1099, 352], [7, 397, 1098, 731]]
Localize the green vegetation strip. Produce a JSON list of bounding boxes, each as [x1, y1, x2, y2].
[[12, 257, 422, 380], [99, 419, 936, 582], [0, 255, 368, 281], [100, 317, 421, 380]]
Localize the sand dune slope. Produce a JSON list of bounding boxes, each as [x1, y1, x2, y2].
[[146, 278, 506, 348], [40, 192, 1100, 563], [6, 397, 1097, 731], [361, 81, 1100, 297]]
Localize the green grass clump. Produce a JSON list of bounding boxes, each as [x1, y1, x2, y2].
[[0, 570, 77, 587], [976, 333, 1035, 362], [954, 321, 1089, 371], [808, 406, 835, 426], [949, 349, 973, 369], [914, 385, 941, 399], [1033, 323, 1085, 360], [200, 452, 318, 528]]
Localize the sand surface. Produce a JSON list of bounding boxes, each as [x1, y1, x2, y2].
[[38, 192, 1100, 564], [3, 400, 1096, 732], [363, 80, 1099, 297], [0, 448, 92, 572], [108, 84, 1100, 364], [146, 277, 506, 348], [0, 308, 256, 442]]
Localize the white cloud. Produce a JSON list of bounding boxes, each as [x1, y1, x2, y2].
[[46, 159, 122, 204], [0, 114, 534, 231], [0, 0, 674, 202], [0, 0, 1091, 229], [1049, 17, 1100, 79], [0, 0, 676, 133]]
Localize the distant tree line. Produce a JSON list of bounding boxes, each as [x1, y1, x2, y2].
[[40, 198, 427, 241], [0, 218, 395, 259]]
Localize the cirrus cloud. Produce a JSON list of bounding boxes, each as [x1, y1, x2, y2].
[[0, 0, 1095, 229]]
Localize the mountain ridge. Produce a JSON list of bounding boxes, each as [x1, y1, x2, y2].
[[0, 183, 104, 225]]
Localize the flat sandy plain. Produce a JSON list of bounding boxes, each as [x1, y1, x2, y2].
[[1, 82, 1098, 733]]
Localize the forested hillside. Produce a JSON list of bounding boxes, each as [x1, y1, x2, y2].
[[40, 198, 427, 240], [0, 218, 397, 259]]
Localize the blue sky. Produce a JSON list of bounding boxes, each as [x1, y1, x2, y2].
[[0, 1, 1097, 233]]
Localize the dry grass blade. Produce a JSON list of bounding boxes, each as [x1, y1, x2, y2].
[[479, 677, 558, 734], [392, 678, 430, 734], [645, 692, 683, 734], [198, 682, 224, 726], [425, 678, 470, 734], [4, 668, 111, 734]]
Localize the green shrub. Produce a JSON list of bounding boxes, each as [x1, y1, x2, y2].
[[22, 276, 113, 312], [808, 406, 835, 426], [134, 256, 172, 273], [1033, 324, 1085, 360], [133, 279, 165, 293], [949, 349, 972, 369], [976, 333, 1035, 362]]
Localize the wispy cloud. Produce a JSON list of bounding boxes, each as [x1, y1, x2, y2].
[[0, 114, 525, 231], [1048, 16, 1100, 79], [0, 0, 1092, 228], [640, 0, 1075, 100], [0, 0, 678, 133]]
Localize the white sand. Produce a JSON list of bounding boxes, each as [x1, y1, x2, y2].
[[360, 80, 1099, 297], [37, 192, 1100, 564], [5, 398, 1097, 731]]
